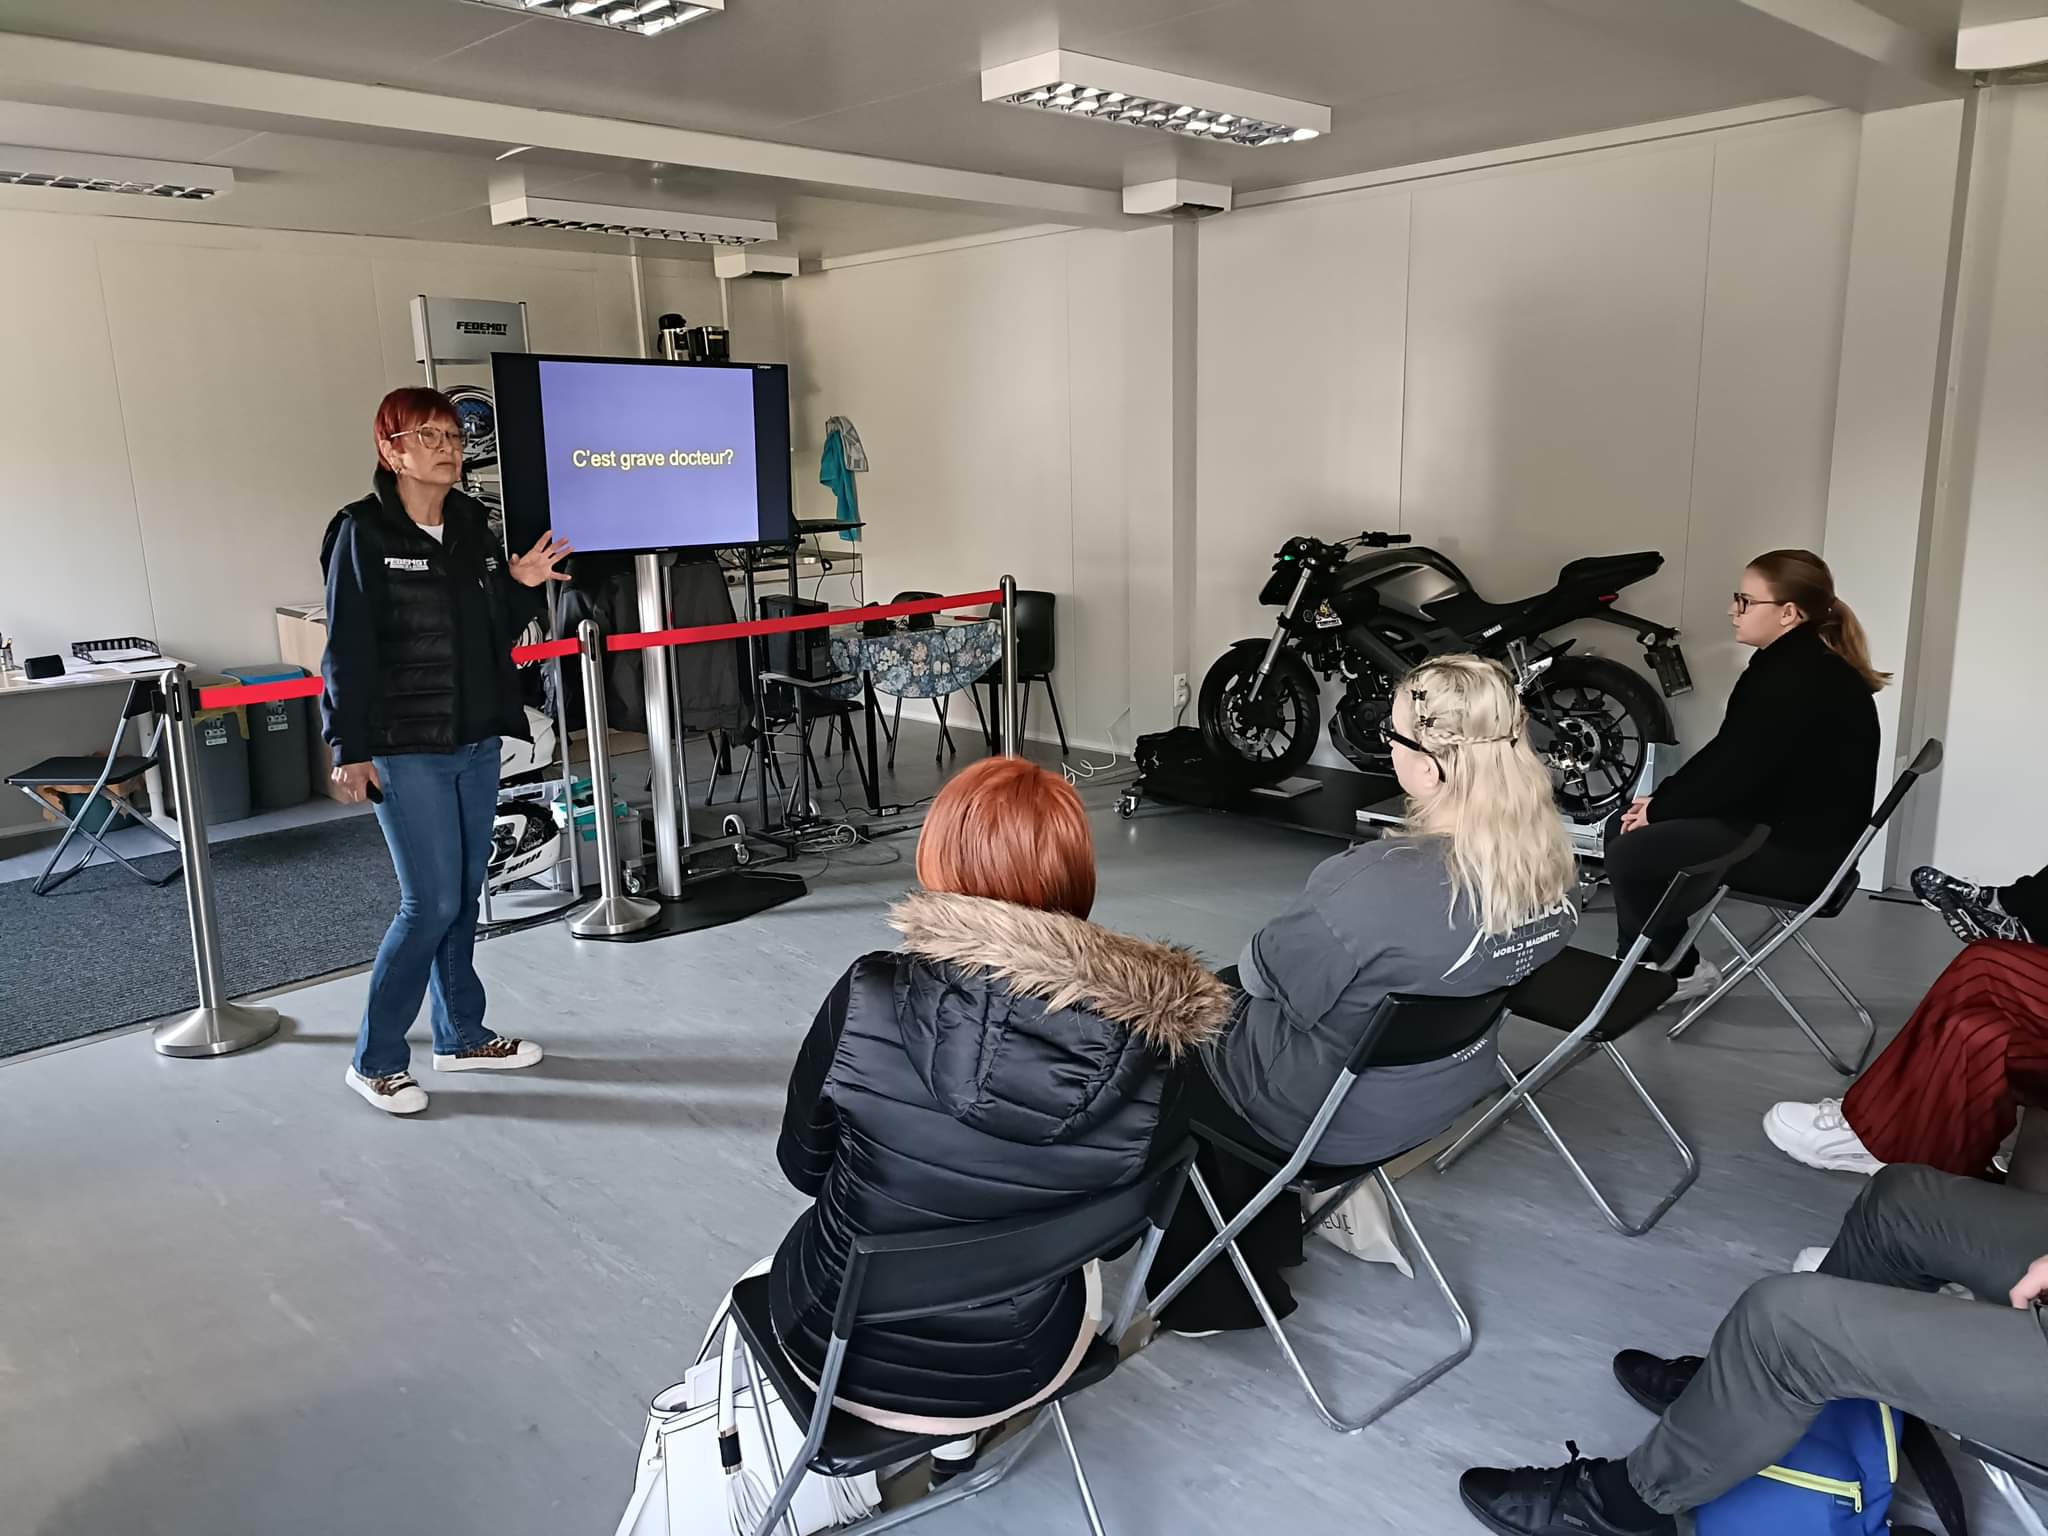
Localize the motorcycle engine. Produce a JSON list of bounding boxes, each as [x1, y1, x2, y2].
[[1329, 678, 1395, 774]]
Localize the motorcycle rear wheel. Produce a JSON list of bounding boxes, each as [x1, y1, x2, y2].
[[1524, 655, 1661, 825], [1199, 643, 1321, 786]]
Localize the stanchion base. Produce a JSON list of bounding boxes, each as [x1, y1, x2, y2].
[[153, 1002, 282, 1058], [569, 871, 808, 944], [567, 893, 662, 938]]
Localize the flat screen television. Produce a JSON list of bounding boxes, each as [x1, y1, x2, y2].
[[491, 352, 793, 556]]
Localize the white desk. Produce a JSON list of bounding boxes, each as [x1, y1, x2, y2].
[[1, 657, 191, 841]]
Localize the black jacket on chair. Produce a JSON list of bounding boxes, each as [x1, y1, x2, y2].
[[319, 469, 543, 764], [1649, 622, 1879, 857], [769, 889, 1232, 1421]]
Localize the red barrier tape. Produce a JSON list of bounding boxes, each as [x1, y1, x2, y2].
[[605, 588, 1003, 653], [192, 588, 1002, 709]]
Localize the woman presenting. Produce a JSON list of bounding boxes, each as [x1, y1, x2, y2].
[[1605, 548, 1885, 1005], [321, 387, 571, 1116]]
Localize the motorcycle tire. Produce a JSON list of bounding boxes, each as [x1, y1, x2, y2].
[[1198, 642, 1321, 786], [1525, 654, 1664, 825]]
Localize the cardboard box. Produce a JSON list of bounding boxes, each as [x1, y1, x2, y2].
[[276, 605, 342, 799]]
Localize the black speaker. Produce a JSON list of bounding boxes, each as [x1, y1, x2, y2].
[[759, 595, 832, 681]]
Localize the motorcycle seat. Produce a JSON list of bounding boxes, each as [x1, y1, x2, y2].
[[1558, 552, 1662, 590], [1423, 589, 1540, 634]]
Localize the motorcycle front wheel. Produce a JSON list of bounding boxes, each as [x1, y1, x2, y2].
[[1524, 655, 1662, 825], [1198, 642, 1321, 786]]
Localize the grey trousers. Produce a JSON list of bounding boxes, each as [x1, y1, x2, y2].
[[1628, 1164, 2048, 1513]]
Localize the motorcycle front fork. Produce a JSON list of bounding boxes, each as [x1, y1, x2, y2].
[[1246, 569, 1316, 703]]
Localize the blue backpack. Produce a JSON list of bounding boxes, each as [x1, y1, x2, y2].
[[1695, 1400, 1898, 1534]]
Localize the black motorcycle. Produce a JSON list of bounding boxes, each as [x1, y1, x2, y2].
[[1199, 531, 1692, 824]]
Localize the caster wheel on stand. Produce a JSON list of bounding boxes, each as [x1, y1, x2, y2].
[[623, 866, 648, 897], [1116, 791, 1139, 820], [734, 842, 752, 867]]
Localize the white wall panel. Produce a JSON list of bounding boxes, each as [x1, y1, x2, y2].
[[96, 237, 387, 663], [1192, 191, 1410, 764], [1926, 86, 2048, 876], [0, 226, 154, 661]]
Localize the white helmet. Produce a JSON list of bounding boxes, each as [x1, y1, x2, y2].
[[499, 706, 558, 782], [489, 802, 560, 890]]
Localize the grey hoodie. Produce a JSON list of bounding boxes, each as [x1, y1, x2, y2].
[[1208, 835, 1576, 1166]]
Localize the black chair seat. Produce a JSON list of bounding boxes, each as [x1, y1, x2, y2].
[[1728, 869, 1858, 920], [1955, 1436, 2048, 1489], [1508, 947, 1677, 1039], [8, 754, 157, 788], [726, 1273, 1121, 1480], [1192, 1118, 1392, 1194]]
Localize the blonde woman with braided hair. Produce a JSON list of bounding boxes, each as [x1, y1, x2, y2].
[[1151, 654, 1578, 1335]]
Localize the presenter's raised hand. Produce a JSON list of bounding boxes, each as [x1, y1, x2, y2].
[[511, 531, 574, 587]]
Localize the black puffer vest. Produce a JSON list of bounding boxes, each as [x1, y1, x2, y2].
[[768, 890, 1233, 1420], [319, 471, 534, 761]]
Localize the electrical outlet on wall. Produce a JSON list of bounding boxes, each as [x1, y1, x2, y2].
[[1172, 673, 1190, 709]]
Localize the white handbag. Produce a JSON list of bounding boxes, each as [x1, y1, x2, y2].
[[615, 1288, 880, 1536], [1309, 1178, 1415, 1278]]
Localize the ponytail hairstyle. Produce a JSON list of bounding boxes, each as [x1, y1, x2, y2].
[[1747, 549, 1890, 692], [1401, 655, 1577, 937]]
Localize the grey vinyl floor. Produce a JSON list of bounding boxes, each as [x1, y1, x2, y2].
[[0, 723, 2034, 1535]]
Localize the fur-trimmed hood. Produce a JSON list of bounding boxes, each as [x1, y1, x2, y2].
[[888, 889, 1231, 1057]]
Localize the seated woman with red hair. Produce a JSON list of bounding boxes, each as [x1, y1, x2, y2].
[[767, 756, 1233, 1435]]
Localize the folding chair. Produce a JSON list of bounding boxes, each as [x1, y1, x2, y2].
[[1435, 826, 1769, 1236], [715, 1142, 1195, 1536], [1954, 1437, 2048, 1536], [6, 677, 181, 896], [1667, 740, 1944, 1076], [1141, 990, 1510, 1435]]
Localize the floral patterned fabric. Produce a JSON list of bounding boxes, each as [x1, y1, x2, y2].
[[826, 619, 1001, 701]]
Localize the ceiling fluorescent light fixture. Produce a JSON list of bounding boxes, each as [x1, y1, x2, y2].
[[981, 50, 1329, 147], [0, 145, 235, 200], [459, 0, 720, 37], [491, 189, 775, 245]]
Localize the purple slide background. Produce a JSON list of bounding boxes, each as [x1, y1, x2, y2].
[[538, 360, 758, 551]]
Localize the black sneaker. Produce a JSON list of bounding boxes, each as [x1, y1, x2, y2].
[[1459, 1445, 1675, 1535], [1912, 866, 2030, 945], [1612, 1351, 1702, 1414]]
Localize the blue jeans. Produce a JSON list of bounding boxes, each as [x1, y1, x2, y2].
[[354, 739, 500, 1078]]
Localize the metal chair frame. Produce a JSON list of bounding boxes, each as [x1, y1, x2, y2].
[[1666, 740, 1944, 1077], [8, 678, 180, 896], [711, 1148, 1195, 1536], [1139, 991, 1509, 1435], [1434, 826, 1769, 1235]]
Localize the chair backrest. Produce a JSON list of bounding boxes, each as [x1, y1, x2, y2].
[[892, 589, 939, 633], [758, 593, 831, 682], [990, 589, 1057, 676], [1345, 988, 1513, 1076], [1636, 823, 1772, 967], [1870, 738, 1942, 830], [833, 1140, 1196, 1336], [121, 678, 165, 721]]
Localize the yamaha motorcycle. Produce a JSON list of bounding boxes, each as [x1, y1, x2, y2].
[[1199, 531, 1692, 824]]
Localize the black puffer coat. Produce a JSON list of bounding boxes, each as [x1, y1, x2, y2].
[[319, 469, 541, 764], [770, 890, 1232, 1421]]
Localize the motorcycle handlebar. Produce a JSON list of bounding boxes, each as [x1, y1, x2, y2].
[[1352, 531, 1413, 547]]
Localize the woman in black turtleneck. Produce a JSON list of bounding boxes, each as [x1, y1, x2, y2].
[[1605, 548, 1887, 1002]]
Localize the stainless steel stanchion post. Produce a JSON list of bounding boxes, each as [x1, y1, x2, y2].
[[635, 551, 685, 898], [567, 620, 659, 938], [153, 668, 282, 1057], [1000, 573, 1021, 757]]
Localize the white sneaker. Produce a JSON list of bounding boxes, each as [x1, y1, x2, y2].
[[1792, 1246, 1829, 1273], [432, 1035, 544, 1072], [346, 1066, 429, 1115], [1660, 958, 1723, 1010], [1764, 1099, 1885, 1175]]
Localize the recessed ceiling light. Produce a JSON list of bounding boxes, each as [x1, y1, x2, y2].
[[0, 145, 235, 200], [457, 0, 721, 37], [982, 50, 1329, 148], [490, 185, 775, 245]]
